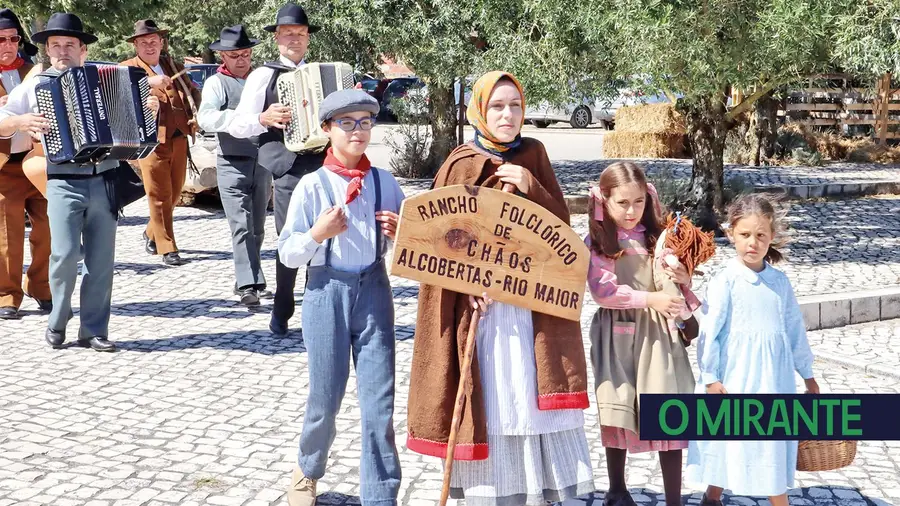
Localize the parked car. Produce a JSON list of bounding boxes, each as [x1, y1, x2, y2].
[[525, 98, 605, 129], [357, 78, 391, 103], [381, 77, 425, 120], [185, 63, 219, 90]]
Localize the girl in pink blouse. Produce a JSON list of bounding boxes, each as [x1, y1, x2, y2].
[[585, 162, 700, 506]]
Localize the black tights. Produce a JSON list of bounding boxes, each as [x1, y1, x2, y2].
[[605, 448, 683, 506]]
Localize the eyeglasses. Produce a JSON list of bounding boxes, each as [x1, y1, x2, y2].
[[333, 117, 376, 132], [222, 51, 251, 60], [0, 35, 22, 44]]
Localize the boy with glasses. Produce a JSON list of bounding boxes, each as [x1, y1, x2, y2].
[[197, 25, 272, 306], [277, 89, 403, 506]]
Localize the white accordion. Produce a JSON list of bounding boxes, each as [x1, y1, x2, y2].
[[277, 62, 355, 153]]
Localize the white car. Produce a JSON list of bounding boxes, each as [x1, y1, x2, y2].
[[525, 99, 605, 129]]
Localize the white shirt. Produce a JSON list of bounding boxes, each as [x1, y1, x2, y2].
[[228, 55, 304, 139], [197, 73, 243, 133], [0, 74, 41, 131], [0, 69, 32, 153], [477, 302, 586, 435], [151, 63, 164, 76], [277, 166, 406, 273]]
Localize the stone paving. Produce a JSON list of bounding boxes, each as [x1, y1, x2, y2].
[[807, 319, 900, 379], [1, 197, 899, 506]]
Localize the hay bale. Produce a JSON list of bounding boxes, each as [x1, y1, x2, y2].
[[603, 132, 687, 158], [615, 103, 685, 134]]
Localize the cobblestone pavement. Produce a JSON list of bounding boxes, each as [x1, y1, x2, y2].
[[807, 319, 900, 379], [1, 198, 898, 506]]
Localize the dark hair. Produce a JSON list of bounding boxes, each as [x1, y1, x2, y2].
[[588, 161, 664, 258], [726, 194, 788, 264]]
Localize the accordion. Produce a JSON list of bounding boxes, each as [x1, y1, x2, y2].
[[35, 65, 158, 165], [276, 62, 355, 153]]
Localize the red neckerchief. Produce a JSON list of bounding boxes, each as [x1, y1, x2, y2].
[[0, 57, 24, 72], [217, 64, 249, 79], [323, 147, 372, 204]]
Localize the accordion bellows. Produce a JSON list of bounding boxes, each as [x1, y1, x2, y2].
[[277, 62, 355, 153], [36, 65, 158, 164]]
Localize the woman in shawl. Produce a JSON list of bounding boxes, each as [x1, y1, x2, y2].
[[406, 71, 595, 505]]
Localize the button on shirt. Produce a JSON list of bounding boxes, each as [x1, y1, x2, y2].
[[197, 73, 242, 133], [228, 55, 303, 139], [0, 70, 32, 153], [278, 167, 406, 273]]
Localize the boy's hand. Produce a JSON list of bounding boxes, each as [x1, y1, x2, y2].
[[375, 211, 400, 240], [706, 382, 728, 394], [804, 378, 820, 394], [310, 205, 347, 243]]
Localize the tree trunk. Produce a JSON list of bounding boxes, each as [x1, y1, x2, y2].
[[746, 91, 778, 165], [679, 94, 729, 230], [426, 83, 458, 178]]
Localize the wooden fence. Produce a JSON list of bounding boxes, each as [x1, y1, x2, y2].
[[778, 72, 899, 144]]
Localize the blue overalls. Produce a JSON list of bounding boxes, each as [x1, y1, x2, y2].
[[297, 168, 401, 505]]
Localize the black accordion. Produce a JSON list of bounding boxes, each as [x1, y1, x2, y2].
[[35, 65, 158, 164]]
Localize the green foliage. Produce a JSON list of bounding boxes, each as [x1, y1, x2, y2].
[[831, 0, 900, 77]]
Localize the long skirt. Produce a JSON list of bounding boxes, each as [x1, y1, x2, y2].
[[449, 428, 595, 506]]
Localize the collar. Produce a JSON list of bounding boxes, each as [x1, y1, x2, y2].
[[730, 257, 778, 284], [278, 55, 304, 68], [617, 224, 645, 241]]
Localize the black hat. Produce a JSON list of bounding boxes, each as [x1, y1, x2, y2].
[[209, 25, 260, 52], [125, 19, 169, 42], [31, 12, 97, 45], [0, 8, 40, 56], [263, 3, 320, 33]]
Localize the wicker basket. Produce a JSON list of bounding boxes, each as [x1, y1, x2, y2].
[[797, 440, 857, 471]]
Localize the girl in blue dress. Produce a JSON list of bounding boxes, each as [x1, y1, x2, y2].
[[686, 194, 820, 506]]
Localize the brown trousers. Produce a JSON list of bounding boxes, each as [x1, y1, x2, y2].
[[0, 160, 51, 308], [139, 134, 188, 255]]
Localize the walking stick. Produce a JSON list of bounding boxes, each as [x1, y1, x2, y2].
[[439, 182, 516, 506]]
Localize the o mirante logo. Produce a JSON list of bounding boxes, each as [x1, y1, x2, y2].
[[640, 394, 899, 441]]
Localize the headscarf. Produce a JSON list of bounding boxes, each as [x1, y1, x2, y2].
[[466, 71, 526, 158]]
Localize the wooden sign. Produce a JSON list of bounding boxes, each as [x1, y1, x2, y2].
[[390, 185, 589, 321]]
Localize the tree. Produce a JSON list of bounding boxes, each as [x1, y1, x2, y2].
[[564, 0, 846, 227]]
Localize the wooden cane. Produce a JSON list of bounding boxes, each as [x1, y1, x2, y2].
[[439, 182, 516, 505]]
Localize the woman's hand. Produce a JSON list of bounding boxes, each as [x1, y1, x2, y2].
[[804, 378, 820, 394], [468, 292, 493, 318], [375, 211, 400, 240], [647, 292, 685, 319], [706, 382, 728, 394], [495, 164, 534, 194]]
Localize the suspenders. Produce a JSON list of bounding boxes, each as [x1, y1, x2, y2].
[[313, 168, 383, 268]]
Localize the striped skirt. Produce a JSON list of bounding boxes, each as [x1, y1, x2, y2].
[[449, 428, 595, 506]]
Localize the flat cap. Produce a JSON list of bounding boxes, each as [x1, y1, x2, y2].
[[319, 89, 380, 124]]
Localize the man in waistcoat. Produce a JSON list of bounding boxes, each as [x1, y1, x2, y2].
[[0, 12, 159, 351], [229, 3, 326, 336], [0, 8, 51, 320], [197, 25, 271, 306], [122, 19, 201, 267]]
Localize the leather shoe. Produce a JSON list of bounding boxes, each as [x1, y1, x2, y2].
[[35, 299, 52, 314], [77, 336, 117, 352], [258, 288, 274, 299], [143, 231, 157, 255], [239, 288, 260, 306], [45, 328, 65, 348], [0, 306, 19, 319], [162, 252, 185, 266], [269, 316, 289, 337]]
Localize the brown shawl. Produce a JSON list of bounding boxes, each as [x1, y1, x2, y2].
[[406, 138, 589, 461]]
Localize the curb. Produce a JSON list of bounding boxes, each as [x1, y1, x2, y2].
[[799, 286, 900, 331], [563, 180, 900, 214], [813, 354, 900, 380]]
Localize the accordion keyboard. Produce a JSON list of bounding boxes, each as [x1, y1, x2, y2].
[[36, 88, 64, 157]]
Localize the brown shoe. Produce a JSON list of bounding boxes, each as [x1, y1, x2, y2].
[[287, 468, 317, 506]]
